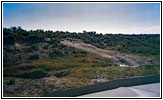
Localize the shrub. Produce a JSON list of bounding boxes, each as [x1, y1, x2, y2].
[[31, 45, 39, 51], [80, 51, 87, 54], [54, 71, 71, 78], [16, 71, 48, 79], [8, 78, 15, 85], [49, 49, 64, 57], [28, 54, 39, 60]]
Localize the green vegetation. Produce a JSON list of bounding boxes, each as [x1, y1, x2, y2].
[[3, 27, 160, 97], [65, 65, 160, 80], [3, 54, 113, 78], [4, 27, 160, 58], [7, 78, 15, 85]]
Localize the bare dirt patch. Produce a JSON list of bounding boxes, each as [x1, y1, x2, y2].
[[61, 38, 155, 67]]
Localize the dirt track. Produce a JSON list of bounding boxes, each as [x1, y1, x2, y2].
[[60, 38, 155, 67]]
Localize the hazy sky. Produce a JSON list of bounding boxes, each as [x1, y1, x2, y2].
[[3, 3, 160, 34]]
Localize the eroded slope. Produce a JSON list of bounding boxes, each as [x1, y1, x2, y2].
[[61, 38, 158, 67]]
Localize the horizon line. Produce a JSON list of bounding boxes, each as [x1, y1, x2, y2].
[[3, 26, 160, 35]]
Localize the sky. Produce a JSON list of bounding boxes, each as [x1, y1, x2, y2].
[[3, 3, 160, 34]]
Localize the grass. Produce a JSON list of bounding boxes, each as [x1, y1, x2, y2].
[[3, 53, 160, 97], [3, 53, 113, 78], [4, 53, 159, 79], [65, 65, 160, 80]]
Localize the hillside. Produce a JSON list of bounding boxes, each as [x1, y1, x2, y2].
[[3, 27, 160, 97], [61, 38, 158, 67]]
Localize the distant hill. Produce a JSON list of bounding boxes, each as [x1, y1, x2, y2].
[[3, 27, 160, 66]]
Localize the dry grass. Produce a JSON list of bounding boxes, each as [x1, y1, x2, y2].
[[3, 52, 160, 97]]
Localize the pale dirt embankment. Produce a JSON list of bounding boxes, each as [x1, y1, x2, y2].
[[60, 38, 155, 67]]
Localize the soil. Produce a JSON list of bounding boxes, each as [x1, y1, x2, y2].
[[61, 38, 156, 67]]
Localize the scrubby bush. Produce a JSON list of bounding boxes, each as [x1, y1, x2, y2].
[[49, 49, 64, 58], [80, 51, 87, 54], [54, 71, 71, 78], [8, 78, 15, 85], [31, 45, 39, 51], [28, 54, 39, 60], [16, 71, 48, 79]]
